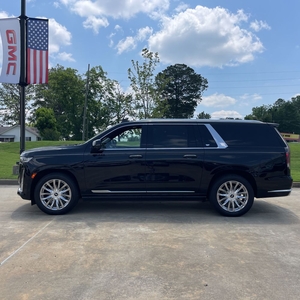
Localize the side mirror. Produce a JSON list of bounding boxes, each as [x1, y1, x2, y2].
[[92, 139, 102, 149], [91, 137, 111, 152]]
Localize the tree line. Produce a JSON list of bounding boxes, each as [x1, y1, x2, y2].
[[245, 97, 300, 134], [0, 48, 208, 140], [0, 48, 299, 140]]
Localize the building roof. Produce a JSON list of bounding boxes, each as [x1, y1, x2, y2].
[[0, 125, 40, 137]]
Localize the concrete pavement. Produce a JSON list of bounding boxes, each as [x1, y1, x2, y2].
[[0, 185, 300, 300]]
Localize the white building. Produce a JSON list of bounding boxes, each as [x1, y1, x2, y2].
[[0, 125, 40, 142]]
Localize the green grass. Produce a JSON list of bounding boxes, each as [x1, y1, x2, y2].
[[0, 141, 300, 181], [0, 141, 80, 179], [289, 143, 300, 182]]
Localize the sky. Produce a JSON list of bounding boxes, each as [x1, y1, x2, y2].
[[1, 0, 300, 119]]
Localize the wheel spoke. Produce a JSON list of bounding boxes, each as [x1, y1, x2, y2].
[[40, 178, 72, 211], [217, 180, 249, 212]]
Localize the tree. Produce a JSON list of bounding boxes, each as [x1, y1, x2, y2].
[[33, 65, 85, 140], [156, 64, 208, 118], [0, 84, 34, 125], [128, 48, 162, 119], [83, 66, 134, 138], [196, 111, 211, 119], [104, 85, 133, 125], [33, 107, 60, 140], [245, 99, 300, 133], [244, 105, 272, 122]]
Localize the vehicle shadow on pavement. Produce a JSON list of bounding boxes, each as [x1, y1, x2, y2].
[[10, 199, 300, 225]]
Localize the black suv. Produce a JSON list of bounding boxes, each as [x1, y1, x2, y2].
[[18, 119, 293, 216]]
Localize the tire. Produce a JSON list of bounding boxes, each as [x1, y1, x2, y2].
[[34, 173, 79, 215], [209, 175, 254, 217]]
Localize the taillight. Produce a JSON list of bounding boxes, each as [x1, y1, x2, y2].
[[285, 147, 290, 169]]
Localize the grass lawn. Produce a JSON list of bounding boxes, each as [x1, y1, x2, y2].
[[289, 143, 300, 182], [0, 141, 80, 180], [0, 141, 299, 181]]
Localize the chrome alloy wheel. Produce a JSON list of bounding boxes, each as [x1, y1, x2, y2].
[[40, 179, 72, 211], [216, 180, 249, 212]]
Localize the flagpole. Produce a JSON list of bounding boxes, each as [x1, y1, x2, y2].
[[19, 0, 27, 154]]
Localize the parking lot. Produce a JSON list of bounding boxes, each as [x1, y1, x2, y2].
[[1, 185, 300, 300]]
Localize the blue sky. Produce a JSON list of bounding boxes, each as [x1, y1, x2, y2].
[[1, 0, 300, 119]]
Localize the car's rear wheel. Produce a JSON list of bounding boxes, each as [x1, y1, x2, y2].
[[209, 175, 254, 216], [34, 173, 79, 215]]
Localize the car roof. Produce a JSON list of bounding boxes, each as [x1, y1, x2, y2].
[[123, 119, 265, 124]]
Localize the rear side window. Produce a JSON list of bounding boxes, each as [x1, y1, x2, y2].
[[197, 125, 217, 147], [210, 123, 284, 147], [147, 125, 197, 148]]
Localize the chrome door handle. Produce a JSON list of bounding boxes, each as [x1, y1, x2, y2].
[[129, 154, 143, 158], [183, 154, 197, 158]]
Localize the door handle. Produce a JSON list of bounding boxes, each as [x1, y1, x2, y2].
[[129, 154, 143, 158], [183, 154, 197, 158]]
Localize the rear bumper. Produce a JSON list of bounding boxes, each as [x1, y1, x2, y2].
[[256, 175, 293, 198]]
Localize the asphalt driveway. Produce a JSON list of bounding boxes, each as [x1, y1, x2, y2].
[[1, 186, 300, 300]]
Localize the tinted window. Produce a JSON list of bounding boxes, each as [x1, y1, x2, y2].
[[198, 125, 217, 147], [211, 123, 283, 147], [104, 126, 142, 148], [148, 125, 197, 148]]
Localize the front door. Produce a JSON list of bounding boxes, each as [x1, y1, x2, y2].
[[83, 124, 147, 197]]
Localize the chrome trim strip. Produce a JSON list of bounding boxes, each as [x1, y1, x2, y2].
[[147, 191, 195, 193], [92, 190, 195, 194], [268, 189, 292, 193], [204, 124, 228, 149], [92, 190, 147, 193]]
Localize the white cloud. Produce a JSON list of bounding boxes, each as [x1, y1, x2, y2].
[[49, 19, 74, 61], [54, 2, 60, 8], [0, 11, 13, 18], [116, 36, 136, 54], [56, 52, 75, 62], [211, 110, 243, 119], [148, 5, 265, 67], [202, 93, 236, 107], [239, 93, 262, 106], [250, 20, 271, 32], [116, 26, 153, 54], [240, 93, 262, 101], [59, 0, 169, 32], [137, 26, 153, 41], [83, 16, 109, 33], [175, 2, 189, 13], [49, 18, 72, 52]]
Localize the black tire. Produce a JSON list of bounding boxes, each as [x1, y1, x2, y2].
[[34, 173, 79, 215], [209, 175, 254, 217]]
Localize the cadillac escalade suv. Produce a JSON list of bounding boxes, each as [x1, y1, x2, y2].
[[17, 119, 293, 216]]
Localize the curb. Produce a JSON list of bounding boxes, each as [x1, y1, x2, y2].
[[1, 180, 300, 188], [0, 180, 19, 185]]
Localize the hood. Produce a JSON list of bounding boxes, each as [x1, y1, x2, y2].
[[20, 144, 84, 157]]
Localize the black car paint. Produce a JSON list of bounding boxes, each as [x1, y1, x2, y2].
[[18, 120, 293, 208]]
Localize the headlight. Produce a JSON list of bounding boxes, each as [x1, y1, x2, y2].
[[20, 156, 33, 163]]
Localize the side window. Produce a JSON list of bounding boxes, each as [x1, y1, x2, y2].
[[148, 125, 197, 148], [104, 126, 142, 148], [198, 125, 217, 147], [211, 123, 283, 147]]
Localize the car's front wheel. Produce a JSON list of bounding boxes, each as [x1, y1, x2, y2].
[[34, 173, 79, 215], [209, 175, 254, 217]]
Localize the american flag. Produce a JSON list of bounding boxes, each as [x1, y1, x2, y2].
[[26, 18, 49, 84]]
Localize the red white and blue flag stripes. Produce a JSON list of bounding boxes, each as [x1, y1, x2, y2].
[[26, 18, 49, 84]]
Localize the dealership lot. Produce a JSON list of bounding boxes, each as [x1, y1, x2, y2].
[[1, 186, 300, 300]]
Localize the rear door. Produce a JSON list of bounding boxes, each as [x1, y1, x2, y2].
[[145, 123, 204, 195]]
